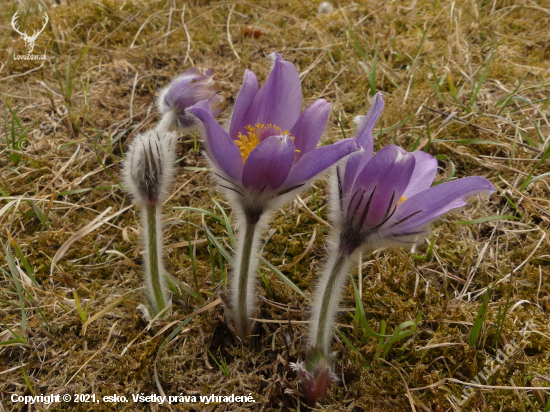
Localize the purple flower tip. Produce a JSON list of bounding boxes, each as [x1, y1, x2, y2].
[[158, 66, 225, 130]]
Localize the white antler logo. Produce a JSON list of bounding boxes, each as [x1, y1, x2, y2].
[[11, 11, 49, 54]]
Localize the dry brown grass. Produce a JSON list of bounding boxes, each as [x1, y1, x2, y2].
[[1, 0, 549, 410]]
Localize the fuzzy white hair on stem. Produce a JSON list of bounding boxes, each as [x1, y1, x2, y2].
[[204, 156, 351, 339], [228, 212, 270, 337], [306, 245, 351, 355]]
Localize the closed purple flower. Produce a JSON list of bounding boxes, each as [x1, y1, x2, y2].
[[188, 52, 360, 224], [158, 66, 225, 130]]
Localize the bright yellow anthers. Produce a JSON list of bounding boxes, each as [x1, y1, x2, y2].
[[236, 123, 297, 163], [397, 196, 407, 206]]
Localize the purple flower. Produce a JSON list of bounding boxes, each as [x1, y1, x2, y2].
[[187, 52, 360, 224], [334, 93, 495, 255], [187, 53, 360, 338], [303, 93, 495, 404], [158, 66, 225, 130]]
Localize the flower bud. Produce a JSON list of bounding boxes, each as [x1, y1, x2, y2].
[[123, 129, 176, 206], [158, 67, 226, 130], [291, 348, 338, 406]]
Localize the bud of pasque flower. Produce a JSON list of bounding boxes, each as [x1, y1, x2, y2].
[[157, 66, 225, 131], [123, 128, 176, 317], [291, 348, 338, 407]]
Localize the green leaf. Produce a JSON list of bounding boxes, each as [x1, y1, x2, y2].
[[175, 206, 226, 225], [5, 245, 26, 330], [211, 199, 236, 246], [520, 145, 550, 192], [259, 257, 306, 299], [469, 288, 491, 348], [470, 47, 497, 107], [350, 275, 391, 340], [336, 328, 370, 368]]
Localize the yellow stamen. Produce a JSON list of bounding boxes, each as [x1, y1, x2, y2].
[[397, 196, 407, 206], [235, 123, 296, 163]]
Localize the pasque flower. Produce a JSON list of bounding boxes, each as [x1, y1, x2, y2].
[[298, 93, 495, 404], [123, 128, 176, 318], [187, 53, 360, 338], [158, 66, 226, 131], [122, 67, 223, 318]]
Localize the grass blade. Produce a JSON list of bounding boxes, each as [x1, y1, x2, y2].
[[469, 287, 491, 348], [5, 244, 26, 331], [211, 199, 236, 246], [82, 287, 143, 335], [470, 47, 497, 107], [336, 328, 369, 368], [187, 223, 203, 304], [432, 138, 508, 147], [456, 215, 520, 225], [259, 257, 306, 299]]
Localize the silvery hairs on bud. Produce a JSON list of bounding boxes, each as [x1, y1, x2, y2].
[[123, 128, 176, 318], [123, 129, 176, 207]]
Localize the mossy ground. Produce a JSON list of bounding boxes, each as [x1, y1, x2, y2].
[[1, 0, 549, 411]]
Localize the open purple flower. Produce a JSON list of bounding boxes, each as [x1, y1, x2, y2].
[[187, 53, 360, 338], [158, 66, 225, 131], [300, 93, 495, 404], [188, 53, 359, 224], [333, 93, 495, 256]]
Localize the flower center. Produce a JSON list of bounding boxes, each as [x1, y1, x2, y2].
[[235, 123, 296, 163], [397, 196, 407, 206]]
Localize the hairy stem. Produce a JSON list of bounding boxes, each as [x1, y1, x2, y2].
[[145, 205, 166, 317], [233, 221, 257, 338], [308, 249, 351, 355]]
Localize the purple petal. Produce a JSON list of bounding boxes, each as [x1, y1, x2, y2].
[[401, 151, 439, 198], [342, 93, 385, 194], [187, 100, 243, 182], [243, 53, 302, 132], [290, 100, 331, 162], [169, 67, 211, 88], [163, 67, 212, 109], [354, 92, 384, 150], [229, 70, 259, 140], [169, 77, 221, 113], [386, 176, 495, 234], [342, 152, 363, 195], [281, 139, 360, 190], [242, 135, 295, 191], [349, 145, 415, 227]]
